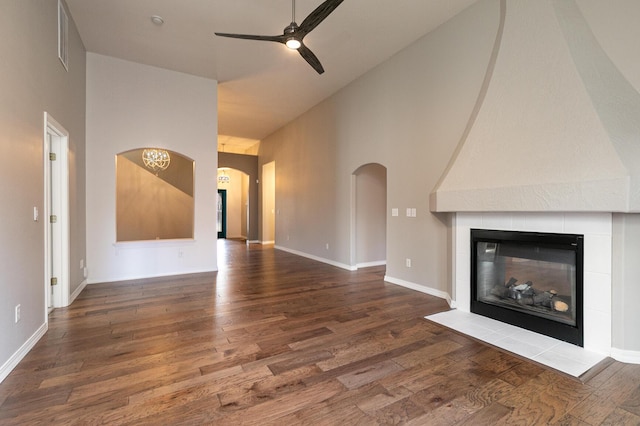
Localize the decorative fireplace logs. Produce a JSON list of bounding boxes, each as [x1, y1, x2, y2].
[[491, 276, 569, 312]]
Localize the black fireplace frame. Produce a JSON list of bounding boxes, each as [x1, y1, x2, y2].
[[470, 229, 584, 347]]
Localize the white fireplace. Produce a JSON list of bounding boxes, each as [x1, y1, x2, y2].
[[426, 1, 640, 368], [452, 212, 612, 356]]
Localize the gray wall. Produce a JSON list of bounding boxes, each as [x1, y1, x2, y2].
[[612, 214, 640, 353], [259, 0, 499, 290], [0, 0, 86, 376]]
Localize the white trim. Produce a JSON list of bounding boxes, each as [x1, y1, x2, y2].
[[114, 239, 196, 249], [611, 348, 640, 364], [69, 279, 88, 304], [274, 245, 356, 271], [44, 112, 71, 310], [0, 323, 48, 384], [246, 240, 260, 244], [261, 240, 275, 245], [356, 260, 386, 269], [384, 275, 453, 306], [87, 268, 217, 285]]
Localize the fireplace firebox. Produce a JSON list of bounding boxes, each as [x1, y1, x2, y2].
[[471, 229, 584, 346]]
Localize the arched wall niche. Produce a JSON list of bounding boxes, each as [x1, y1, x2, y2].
[[353, 163, 387, 268], [116, 148, 194, 242]]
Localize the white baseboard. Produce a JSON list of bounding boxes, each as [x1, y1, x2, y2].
[[69, 279, 87, 305], [356, 260, 386, 269], [274, 245, 356, 271], [611, 347, 640, 364], [87, 268, 218, 285], [0, 322, 48, 384], [246, 240, 260, 244], [261, 240, 275, 245], [384, 275, 452, 306]]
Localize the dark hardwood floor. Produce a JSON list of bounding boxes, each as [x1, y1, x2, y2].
[[1, 240, 639, 425]]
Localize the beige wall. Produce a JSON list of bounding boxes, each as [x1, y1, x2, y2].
[[0, 0, 86, 377], [261, 161, 276, 244], [259, 0, 499, 290]]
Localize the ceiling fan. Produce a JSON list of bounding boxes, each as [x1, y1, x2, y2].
[[215, 0, 344, 74]]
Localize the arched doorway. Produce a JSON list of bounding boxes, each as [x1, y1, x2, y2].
[[217, 167, 250, 240], [352, 163, 387, 269]]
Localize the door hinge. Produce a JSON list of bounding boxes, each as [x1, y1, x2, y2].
[[50, 215, 57, 223], [49, 153, 56, 161], [51, 277, 58, 286]]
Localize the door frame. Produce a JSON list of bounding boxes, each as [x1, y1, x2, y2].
[[44, 112, 70, 310], [217, 189, 227, 239]]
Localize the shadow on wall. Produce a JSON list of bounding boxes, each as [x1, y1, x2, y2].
[[116, 148, 194, 241]]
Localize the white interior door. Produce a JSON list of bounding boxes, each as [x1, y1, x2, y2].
[[44, 113, 70, 310]]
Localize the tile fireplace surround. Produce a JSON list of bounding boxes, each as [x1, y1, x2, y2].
[[430, 212, 613, 377]]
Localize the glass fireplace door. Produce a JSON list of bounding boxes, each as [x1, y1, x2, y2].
[[471, 229, 584, 346]]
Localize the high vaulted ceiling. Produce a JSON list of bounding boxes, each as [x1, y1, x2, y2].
[[65, 0, 479, 141]]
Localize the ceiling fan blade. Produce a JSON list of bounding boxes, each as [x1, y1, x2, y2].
[[298, 43, 325, 74], [298, 0, 344, 36], [215, 32, 286, 44]]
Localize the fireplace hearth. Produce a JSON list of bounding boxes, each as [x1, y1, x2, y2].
[[471, 229, 584, 346]]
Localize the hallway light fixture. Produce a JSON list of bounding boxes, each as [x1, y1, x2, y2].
[[218, 167, 230, 184], [142, 148, 171, 174]]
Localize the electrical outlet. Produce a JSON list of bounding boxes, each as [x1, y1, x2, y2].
[[15, 304, 21, 323], [406, 258, 412, 268], [325, 243, 329, 250], [80, 259, 84, 269]]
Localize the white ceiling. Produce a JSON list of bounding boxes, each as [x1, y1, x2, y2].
[[65, 0, 479, 141]]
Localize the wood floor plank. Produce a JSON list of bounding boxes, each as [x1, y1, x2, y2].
[[569, 363, 640, 424], [1, 240, 639, 424], [337, 359, 404, 389], [619, 382, 640, 416]]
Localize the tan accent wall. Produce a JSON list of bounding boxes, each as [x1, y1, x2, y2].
[[117, 157, 194, 241]]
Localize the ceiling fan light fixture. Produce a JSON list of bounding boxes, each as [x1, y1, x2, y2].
[[285, 37, 301, 50], [214, 0, 344, 74]]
